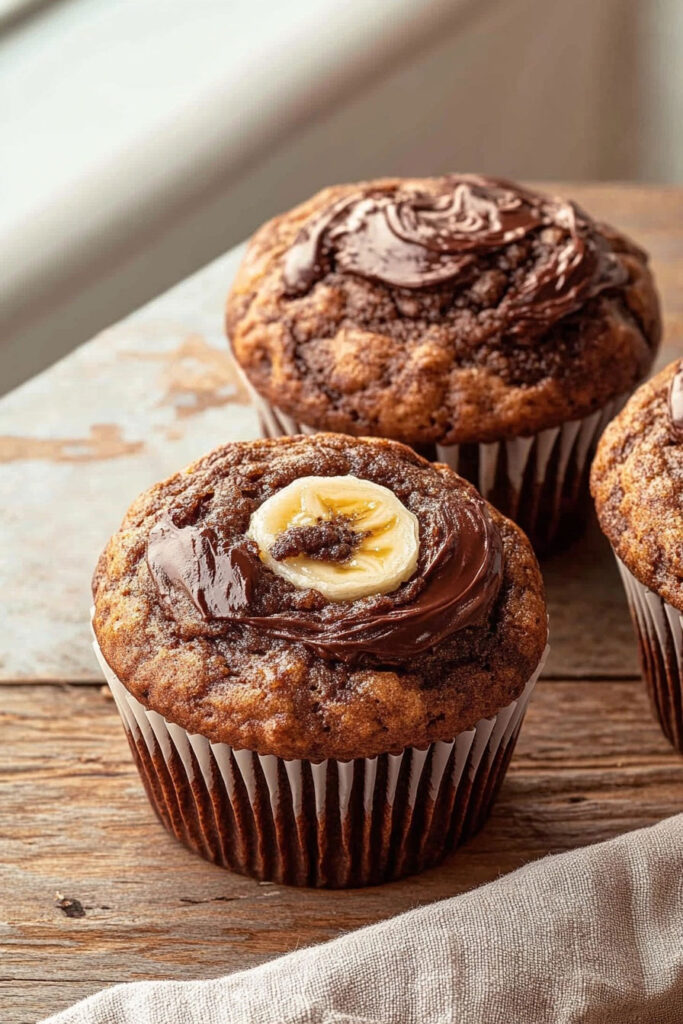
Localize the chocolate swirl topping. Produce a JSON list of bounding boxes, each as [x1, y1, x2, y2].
[[669, 363, 683, 440], [283, 175, 628, 336], [147, 491, 503, 665]]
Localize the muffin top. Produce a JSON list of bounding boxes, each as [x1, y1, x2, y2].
[[226, 175, 660, 445], [592, 360, 683, 611], [92, 434, 547, 760]]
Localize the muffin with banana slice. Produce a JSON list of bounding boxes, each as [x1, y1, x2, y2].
[[226, 174, 660, 554], [92, 433, 548, 886]]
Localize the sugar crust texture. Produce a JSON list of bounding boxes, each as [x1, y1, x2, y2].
[[92, 435, 547, 760], [592, 361, 683, 612], [226, 178, 661, 445]]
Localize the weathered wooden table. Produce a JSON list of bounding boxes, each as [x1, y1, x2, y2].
[[2, 184, 683, 1024]]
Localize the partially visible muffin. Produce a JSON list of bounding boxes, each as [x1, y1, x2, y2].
[[93, 433, 547, 885], [226, 175, 661, 552], [592, 361, 683, 750]]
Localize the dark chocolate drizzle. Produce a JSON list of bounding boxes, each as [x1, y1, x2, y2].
[[668, 363, 683, 440], [146, 494, 503, 664], [147, 519, 256, 619], [283, 175, 628, 336]]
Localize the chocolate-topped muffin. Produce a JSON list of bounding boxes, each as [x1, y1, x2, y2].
[[227, 175, 661, 553], [592, 361, 683, 752], [92, 434, 547, 886]]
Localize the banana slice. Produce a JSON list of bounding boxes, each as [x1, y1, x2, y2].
[[247, 475, 420, 601]]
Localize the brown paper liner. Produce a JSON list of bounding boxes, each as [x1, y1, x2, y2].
[[94, 636, 547, 888], [244, 375, 625, 556], [616, 558, 683, 753]]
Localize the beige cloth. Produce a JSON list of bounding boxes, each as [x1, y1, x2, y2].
[[43, 816, 683, 1024]]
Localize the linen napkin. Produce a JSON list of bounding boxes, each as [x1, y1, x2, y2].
[[43, 815, 683, 1024]]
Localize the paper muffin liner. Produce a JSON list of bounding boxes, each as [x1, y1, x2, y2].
[[94, 634, 547, 887], [244, 373, 625, 555], [616, 558, 683, 753]]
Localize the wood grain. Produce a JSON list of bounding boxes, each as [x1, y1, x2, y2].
[[2, 678, 682, 1022], [3, 184, 683, 1023]]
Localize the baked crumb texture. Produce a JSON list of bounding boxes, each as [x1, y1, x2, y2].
[[92, 434, 547, 760], [226, 176, 660, 445], [592, 360, 683, 611]]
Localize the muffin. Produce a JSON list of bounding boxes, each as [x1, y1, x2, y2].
[[592, 361, 683, 752], [92, 434, 548, 886], [226, 174, 661, 554]]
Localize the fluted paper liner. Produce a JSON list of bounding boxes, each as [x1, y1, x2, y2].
[[243, 370, 625, 555], [93, 633, 547, 887], [617, 557, 683, 753]]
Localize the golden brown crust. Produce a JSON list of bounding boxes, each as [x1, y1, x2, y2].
[[591, 361, 683, 611], [226, 178, 661, 445], [92, 434, 547, 760]]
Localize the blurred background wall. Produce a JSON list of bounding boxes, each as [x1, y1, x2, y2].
[[2, 0, 682, 394]]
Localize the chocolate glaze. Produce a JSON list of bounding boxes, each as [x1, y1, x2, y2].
[[283, 175, 628, 336], [668, 364, 683, 439], [146, 494, 503, 665], [147, 518, 256, 618]]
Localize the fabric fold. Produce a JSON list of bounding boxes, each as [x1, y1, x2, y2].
[[43, 815, 683, 1024]]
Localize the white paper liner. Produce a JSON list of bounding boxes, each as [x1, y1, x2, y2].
[[616, 557, 683, 751], [433, 395, 626, 516], [242, 368, 626, 553], [93, 630, 548, 887]]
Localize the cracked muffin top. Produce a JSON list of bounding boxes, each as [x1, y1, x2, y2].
[[226, 175, 661, 445], [92, 434, 547, 760], [591, 360, 683, 611]]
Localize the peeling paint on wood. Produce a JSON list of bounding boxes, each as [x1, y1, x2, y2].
[[0, 245, 259, 680], [0, 424, 143, 463], [122, 333, 250, 419]]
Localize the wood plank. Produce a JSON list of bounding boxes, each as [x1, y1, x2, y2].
[[0, 185, 682, 684], [2, 677, 681, 1023], [0, 984, 99, 1024]]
